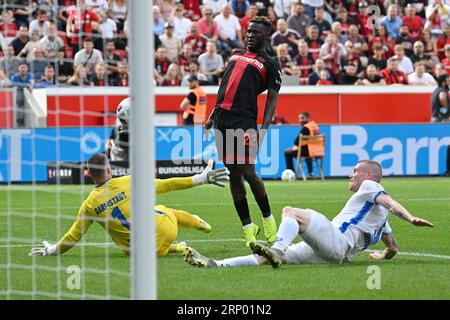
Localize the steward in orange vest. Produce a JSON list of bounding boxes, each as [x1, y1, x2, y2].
[[179, 75, 207, 125]]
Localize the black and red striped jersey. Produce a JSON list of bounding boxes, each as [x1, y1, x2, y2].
[[215, 49, 282, 120]]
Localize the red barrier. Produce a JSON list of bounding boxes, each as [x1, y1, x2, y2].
[[39, 87, 434, 127], [0, 90, 15, 128]]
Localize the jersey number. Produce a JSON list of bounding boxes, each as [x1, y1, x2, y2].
[[112, 207, 130, 230]]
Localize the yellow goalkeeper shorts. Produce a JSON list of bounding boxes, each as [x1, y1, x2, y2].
[[155, 205, 178, 256]]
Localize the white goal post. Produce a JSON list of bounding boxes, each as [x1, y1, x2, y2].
[[130, 0, 156, 300]]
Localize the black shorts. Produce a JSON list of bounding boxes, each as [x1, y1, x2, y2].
[[212, 108, 258, 164]]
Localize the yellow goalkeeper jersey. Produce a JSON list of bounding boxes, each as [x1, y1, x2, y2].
[[56, 175, 194, 254]]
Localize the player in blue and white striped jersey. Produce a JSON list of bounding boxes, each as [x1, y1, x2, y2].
[[184, 160, 434, 268]]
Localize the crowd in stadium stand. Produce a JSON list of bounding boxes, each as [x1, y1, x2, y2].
[[0, 0, 450, 88]]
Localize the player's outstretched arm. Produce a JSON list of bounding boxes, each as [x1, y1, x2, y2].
[[29, 240, 57, 256], [369, 233, 398, 260], [376, 194, 434, 227]]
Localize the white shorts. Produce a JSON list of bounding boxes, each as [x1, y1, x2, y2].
[[284, 209, 349, 264]]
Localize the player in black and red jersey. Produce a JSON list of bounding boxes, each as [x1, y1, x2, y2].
[[204, 16, 282, 247]]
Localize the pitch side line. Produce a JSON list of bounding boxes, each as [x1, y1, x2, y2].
[[1, 239, 450, 260]]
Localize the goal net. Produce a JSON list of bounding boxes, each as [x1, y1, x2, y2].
[[0, 0, 154, 299]]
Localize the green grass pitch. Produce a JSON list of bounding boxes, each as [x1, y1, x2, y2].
[[1, 178, 449, 299]]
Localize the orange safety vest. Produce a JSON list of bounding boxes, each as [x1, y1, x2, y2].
[[303, 121, 324, 157], [182, 87, 207, 124]]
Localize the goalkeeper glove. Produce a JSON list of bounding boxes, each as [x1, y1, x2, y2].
[[29, 241, 57, 256], [192, 159, 230, 187]]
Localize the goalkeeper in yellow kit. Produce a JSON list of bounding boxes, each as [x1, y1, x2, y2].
[[29, 153, 229, 257]]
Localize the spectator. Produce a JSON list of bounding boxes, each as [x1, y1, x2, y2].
[[394, 44, 414, 75], [277, 43, 296, 75], [10, 63, 35, 88], [214, 3, 244, 54], [284, 111, 321, 177], [161, 63, 182, 86], [408, 61, 438, 85], [40, 21, 65, 60], [357, 64, 387, 85], [86, 0, 109, 14], [369, 43, 388, 71], [337, 61, 359, 85], [67, 65, 90, 86], [35, 65, 56, 88], [11, 25, 30, 56], [155, 47, 171, 77], [203, 0, 229, 15], [302, 0, 324, 20], [342, 40, 363, 74], [231, 0, 250, 18], [198, 41, 224, 84], [335, 7, 358, 34], [108, 0, 128, 33], [430, 75, 450, 122], [13, 0, 34, 28], [197, 6, 220, 42], [171, 4, 192, 41], [181, 60, 209, 86], [19, 30, 45, 63], [304, 25, 323, 59], [104, 39, 121, 78], [183, 0, 203, 21], [179, 75, 207, 125], [347, 24, 369, 57], [267, 6, 279, 33], [425, 0, 450, 38], [316, 70, 333, 86], [440, 44, 450, 73], [403, 4, 423, 41], [436, 21, 450, 60], [0, 11, 17, 37], [0, 69, 10, 86], [308, 58, 332, 85], [51, 48, 74, 84], [411, 40, 436, 73], [344, 0, 359, 19], [330, 21, 347, 44], [155, 0, 176, 21], [434, 63, 448, 79], [28, 49, 48, 80], [271, 18, 301, 58], [159, 21, 182, 62], [74, 38, 104, 74], [380, 4, 403, 38], [396, 25, 415, 57], [66, 4, 100, 53], [29, 9, 50, 37], [185, 22, 207, 57], [89, 63, 108, 86], [380, 56, 408, 85], [319, 32, 347, 79], [273, 0, 291, 19], [248, 0, 271, 17], [240, 4, 259, 36], [294, 40, 315, 78], [110, 61, 129, 86], [0, 45, 21, 79], [153, 5, 166, 37], [99, 10, 118, 41], [357, 1, 372, 38], [421, 29, 438, 57], [311, 6, 331, 39], [287, 2, 311, 38], [178, 43, 195, 74], [368, 24, 395, 58]]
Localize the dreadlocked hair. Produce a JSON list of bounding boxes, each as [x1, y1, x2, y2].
[[250, 16, 272, 32]]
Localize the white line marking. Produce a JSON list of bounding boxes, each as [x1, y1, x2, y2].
[[1, 239, 450, 260]]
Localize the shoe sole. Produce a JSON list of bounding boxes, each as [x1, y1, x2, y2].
[[249, 242, 282, 268], [184, 248, 207, 268]]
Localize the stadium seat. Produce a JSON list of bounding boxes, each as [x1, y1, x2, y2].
[[281, 74, 300, 86], [295, 134, 325, 181]]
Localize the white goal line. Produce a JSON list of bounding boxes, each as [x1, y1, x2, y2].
[[1, 239, 450, 260]]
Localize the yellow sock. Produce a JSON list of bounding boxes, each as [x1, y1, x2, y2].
[[172, 208, 203, 229]]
